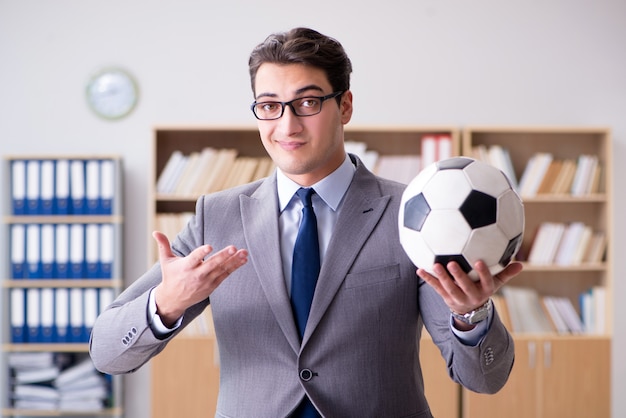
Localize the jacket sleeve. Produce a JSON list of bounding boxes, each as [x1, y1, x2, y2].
[[419, 278, 515, 394]]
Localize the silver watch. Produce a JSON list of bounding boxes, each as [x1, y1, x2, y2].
[[451, 299, 493, 325]]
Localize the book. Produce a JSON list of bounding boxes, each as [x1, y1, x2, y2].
[[501, 286, 554, 334], [156, 150, 184, 194], [518, 152, 553, 197]]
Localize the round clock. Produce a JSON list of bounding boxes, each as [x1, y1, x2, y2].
[[86, 67, 139, 120]]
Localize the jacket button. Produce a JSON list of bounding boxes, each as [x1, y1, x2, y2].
[[299, 369, 313, 381]]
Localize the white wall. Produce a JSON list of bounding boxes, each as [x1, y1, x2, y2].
[[1, 1, 625, 417]]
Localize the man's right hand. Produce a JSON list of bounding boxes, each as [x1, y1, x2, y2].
[[152, 231, 249, 327]]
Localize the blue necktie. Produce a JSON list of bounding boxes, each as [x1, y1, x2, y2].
[[290, 188, 321, 418], [290, 188, 321, 340]]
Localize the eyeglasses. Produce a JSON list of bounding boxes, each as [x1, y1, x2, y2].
[[251, 91, 344, 120]]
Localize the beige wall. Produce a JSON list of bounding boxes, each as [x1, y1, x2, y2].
[[1, 1, 625, 417]]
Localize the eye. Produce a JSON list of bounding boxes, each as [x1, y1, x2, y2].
[[260, 102, 280, 112], [299, 98, 320, 109]]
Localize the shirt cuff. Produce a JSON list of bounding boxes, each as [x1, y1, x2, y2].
[[148, 287, 183, 337], [449, 311, 492, 346]]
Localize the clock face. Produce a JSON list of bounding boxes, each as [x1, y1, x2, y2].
[[86, 68, 138, 120]]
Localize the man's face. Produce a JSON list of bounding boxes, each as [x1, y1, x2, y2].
[[254, 63, 353, 187]]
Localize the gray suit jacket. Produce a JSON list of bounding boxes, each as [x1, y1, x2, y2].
[[90, 155, 514, 418]]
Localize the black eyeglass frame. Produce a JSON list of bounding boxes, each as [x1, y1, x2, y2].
[[250, 91, 344, 120]]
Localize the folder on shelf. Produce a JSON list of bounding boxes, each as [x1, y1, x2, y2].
[[11, 159, 26, 215], [100, 224, 114, 278], [40, 159, 55, 215], [26, 288, 42, 343], [10, 288, 26, 343], [11, 224, 26, 279], [40, 287, 55, 343], [421, 135, 437, 169], [55, 159, 70, 214], [40, 224, 55, 279], [100, 159, 115, 215], [437, 134, 453, 161], [69, 224, 85, 279], [98, 288, 115, 314], [55, 288, 70, 343], [70, 159, 86, 214], [26, 224, 42, 279], [84, 288, 99, 340], [55, 224, 70, 278], [85, 223, 100, 279], [26, 159, 41, 215], [86, 159, 101, 215], [69, 288, 85, 342]]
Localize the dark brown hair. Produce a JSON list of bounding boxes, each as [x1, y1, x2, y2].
[[248, 27, 352, 98]]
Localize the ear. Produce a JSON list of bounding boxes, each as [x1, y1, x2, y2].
[[340, 90, 353, 124]]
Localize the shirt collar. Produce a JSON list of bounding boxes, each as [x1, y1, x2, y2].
[[277, 154, 356, 212]]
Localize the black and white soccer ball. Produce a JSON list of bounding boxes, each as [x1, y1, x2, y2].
[[399, 156, 524, 281]]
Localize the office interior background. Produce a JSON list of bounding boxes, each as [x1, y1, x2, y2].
[[1, 1, 625, 417]]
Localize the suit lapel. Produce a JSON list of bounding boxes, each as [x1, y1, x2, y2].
[[240, 174, 301, 354], [303, 165, 391, 344]]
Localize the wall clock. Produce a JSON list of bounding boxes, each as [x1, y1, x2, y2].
[[86, 67, 139, 120]]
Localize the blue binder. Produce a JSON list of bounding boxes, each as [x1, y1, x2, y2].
[[10, 288, 26, 343], [11, 159, 26, 215], [40, 288, 55, 343], [69, 288, 85, 343], [11, 224, 26, 279], [25, 159, 41, 215], [26, 288, 42, 343], [40, 224, 55, 279], [69, 224, 85, 279], [54, 288, 70, 343], [70, 159, 86, 215], [25, 224, 42, 279], [54, 224, 70, 278], [85, 159, 101, 215], [40, 160, 55, 215], [100, 159, 116, 215], [55, 159, 70, 215], [85, 224, 101, 279]]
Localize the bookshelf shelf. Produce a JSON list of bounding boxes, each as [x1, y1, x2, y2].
[[2, 279, 124, 289], [1, 156, 124, 417], [2, 407, 123, 417], [3, 344, 90, 353], [462, 126, 612, 418]]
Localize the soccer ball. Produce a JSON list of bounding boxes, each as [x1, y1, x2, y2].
[[398, 156, 524, 281]]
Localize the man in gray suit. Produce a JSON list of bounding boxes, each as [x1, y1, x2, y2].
[[90, 27, 521, 418]]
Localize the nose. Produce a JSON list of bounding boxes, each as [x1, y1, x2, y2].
[[276, 103, 303, 134]]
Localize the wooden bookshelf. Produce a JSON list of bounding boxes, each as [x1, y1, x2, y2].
[[149, 125, 461, 418], [462, 126, 612, 418]]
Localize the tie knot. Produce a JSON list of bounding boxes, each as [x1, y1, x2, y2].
[[296, 188, 315, 208]]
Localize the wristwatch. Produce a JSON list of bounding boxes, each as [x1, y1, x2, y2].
[[451, 299, 493, 325]]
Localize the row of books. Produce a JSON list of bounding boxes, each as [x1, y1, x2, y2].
[[10, 158, 118, 216], [156, 135, 454, 198], [496, 285, 606, 334], [9, 352, 111, 412], [471, 146, 603, 197], [9, 287, 114, 344], [10, 223, 116, 279], [345, 134, 453, 185], [525, 221, 606, 265], [156, 148, 275, 197]]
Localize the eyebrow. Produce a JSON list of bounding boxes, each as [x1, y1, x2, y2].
[[255, 84, 325, 101]]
